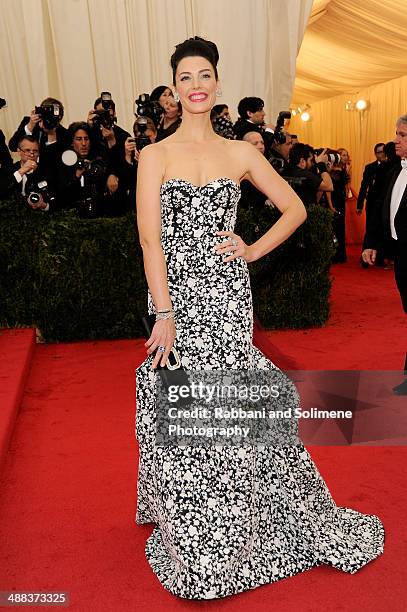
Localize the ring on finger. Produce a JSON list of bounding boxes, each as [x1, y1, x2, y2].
[[158, 345, 166, 353], [231, 238, 238, 247]]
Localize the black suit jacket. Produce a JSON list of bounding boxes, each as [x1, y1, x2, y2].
[[0, 129, 12, 169], [357, 160, 380, 210], [365, 163, 407, 249], [0, 160, 57, 211], [8, 116, 70, 152], [89, 123, 130, 176], [233, 118, 274, 157]]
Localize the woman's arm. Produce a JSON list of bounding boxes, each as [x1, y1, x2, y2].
[[136, 144, 175, 367], [217, 141, 306, 263]]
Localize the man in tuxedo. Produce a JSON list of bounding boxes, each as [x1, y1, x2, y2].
[[362, 115, 407, 395], [357, 142, 386, 214], [0, 135, 57, 211], [358, 143, 386, 266], [87, 95, 130, 184], [233, 97, 275, 157]]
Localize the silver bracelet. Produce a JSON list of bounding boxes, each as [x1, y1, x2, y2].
[[155, 310, 175, 321]]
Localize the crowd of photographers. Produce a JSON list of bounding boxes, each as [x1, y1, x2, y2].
[[0, 92, 363, 261]]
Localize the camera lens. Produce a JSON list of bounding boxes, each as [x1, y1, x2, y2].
[[27, 192, 40, 205]]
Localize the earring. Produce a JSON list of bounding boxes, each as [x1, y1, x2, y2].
[[173, 92, 180, 102], [216, 88, 222, 97]]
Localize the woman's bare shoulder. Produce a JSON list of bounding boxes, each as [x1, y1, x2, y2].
[[224, 138, 254, 157], [138, 141, 166, 162]]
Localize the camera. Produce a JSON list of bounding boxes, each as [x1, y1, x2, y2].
[[61, 149, 105, 219], [34, 103, 62, 129], [314, 148, 341, 165], [269, 156, 285, 173], [61, 149, 106, 182], [0, 98, 7, 110], [76, 194, 100, 219], [134, 93, 163, 128], [76, 158, 106, 180], [92, 110, 115, 129], [92, 91, 116, 129], [26, 180, 56, 209], [134, 117, 151, 152], [270, 111, 291, 145]]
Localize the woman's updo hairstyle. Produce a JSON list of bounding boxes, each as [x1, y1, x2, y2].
[[170, 36, 219, 85]]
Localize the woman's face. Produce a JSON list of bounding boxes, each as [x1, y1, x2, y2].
[[219, 107, 230, 121], [340, 149, 349, 163], [175, 56, 217, 115], [164, 97, 179, 119], [158, 88, 173, 108]]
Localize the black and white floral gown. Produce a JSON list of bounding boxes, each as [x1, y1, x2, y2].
[[135, 177, 384, 599]]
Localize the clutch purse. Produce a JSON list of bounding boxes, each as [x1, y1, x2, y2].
[[141, 314, 190, 406]]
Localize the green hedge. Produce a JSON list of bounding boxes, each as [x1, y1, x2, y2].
[[0, 197, 334, 342], [235, 202, 335, 329]]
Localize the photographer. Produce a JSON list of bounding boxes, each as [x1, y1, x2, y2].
[[268, 131, 293, 175], [0, 129, 12, 170], [0, 135, 57, 211], [237, 130, 270, 210], [150, 85, 182, 140], [328, 151, 350, 263], [283, 143, 333, 207], [0, 99, 12, 169], [156, 97, 182, 141], [8, 98, 69, 173], [212, 104, 231, 121], [150, 85, 173, 107], [115, 117, 158, 211], [87, 94, 130, 171], [57, 122, 111, 217], [233, 97, 275, 156]]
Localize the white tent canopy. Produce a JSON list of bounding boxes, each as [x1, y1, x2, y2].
[[0, 0, 312, 139]]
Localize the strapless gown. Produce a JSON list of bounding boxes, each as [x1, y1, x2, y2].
[[135, 177, 384, 599]]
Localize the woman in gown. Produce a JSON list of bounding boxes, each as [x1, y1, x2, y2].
[[135, 37, 384, 600]]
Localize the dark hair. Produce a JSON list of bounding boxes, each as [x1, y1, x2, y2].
[[94, 97, 116, 111], [212, 104, 228, 116], [170, 36, 219, 85], [384, 141, 397, 162], [40, 97, 64, 119], [235, 123, 262, 140], [17, 134, 39, 149], [374, 142, 385, 153], [151, 86, 171, 102], [289, 142, 313, 166], [237, 97, 264, 120], [68, 121, 92, 141]]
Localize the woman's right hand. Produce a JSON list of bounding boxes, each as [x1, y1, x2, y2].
[[145, 318, 176, 368]]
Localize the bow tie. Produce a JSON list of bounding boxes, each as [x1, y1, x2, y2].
[[401, 159, 407, 169]]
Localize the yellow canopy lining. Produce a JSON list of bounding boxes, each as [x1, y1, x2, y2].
[[293, 0, 407, 105]]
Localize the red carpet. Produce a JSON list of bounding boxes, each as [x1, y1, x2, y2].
[[0, 328, 36, 471], [266, 246, 406, 370], [0, 246, 406, 611]]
